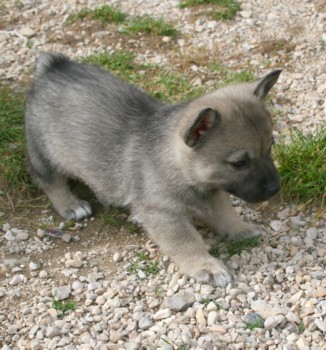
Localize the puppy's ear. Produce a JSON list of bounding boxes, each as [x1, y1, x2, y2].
[[184, 108, 219, 147], [254, 70, 281, 99]]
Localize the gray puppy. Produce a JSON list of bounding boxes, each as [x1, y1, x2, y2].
[[25, 53, 281, 287]]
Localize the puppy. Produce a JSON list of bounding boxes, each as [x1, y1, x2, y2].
[[25, 53, 281, 286]]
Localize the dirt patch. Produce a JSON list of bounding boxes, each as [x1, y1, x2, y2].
[[315, 1, 326, 13], [255, 38, 296, 56], [55, 17, 178, 56]]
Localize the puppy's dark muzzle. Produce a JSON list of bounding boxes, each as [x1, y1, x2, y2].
[[263, 181, 280, 198], [226, 169, 281, 203]]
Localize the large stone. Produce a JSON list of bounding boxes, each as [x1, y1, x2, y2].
[[264, 315, 285, 329], [52, 286, 71, 301], [251, 300, 289, 319], [153, 308, 171, 320], [19, 27, 36, 38], [312, 287, 326, 298], [162, 291, 195, 311]]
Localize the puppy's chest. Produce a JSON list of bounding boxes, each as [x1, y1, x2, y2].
[[182, 187, 217, 215]]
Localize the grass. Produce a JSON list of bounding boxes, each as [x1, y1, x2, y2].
[[209, 236, 260, 257], [52, 299, 77, 313], [274, 127, 326, 205], [100, 207, 139, 233], [67, 6, 177, 37], [82, 50, 202, 103], [179, 0, 240, 20], [82, 51, 136, 79], [122, 15, 178, 37], [100, 208, 124, 228], [244, 319, 262, 330], [160, 338, 187, 350], [209, 244, 220, 258], [67, 5, 127, 24], [225, 236, 260, 256], [298, 322, 305, 334], [127, 251, 160, 276], [0, 88, 33, 197], [209, 64, 256, 85]]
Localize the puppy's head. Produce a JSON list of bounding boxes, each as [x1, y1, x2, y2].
[[176, 70, 281, 203]]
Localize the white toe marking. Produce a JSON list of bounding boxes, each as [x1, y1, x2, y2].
[[84, 203, 92, 215], [74, 207, 88, 220]]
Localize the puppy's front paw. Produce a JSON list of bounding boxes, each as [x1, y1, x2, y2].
[[226, 222, 262, 242], [59, 200, 92, 221], [180, 255, 232, 287]]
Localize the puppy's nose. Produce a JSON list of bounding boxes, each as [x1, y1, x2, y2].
[[265, 182, 280, 196]]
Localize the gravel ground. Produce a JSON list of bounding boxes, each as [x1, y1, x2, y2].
[[0, 0, 325, 349]]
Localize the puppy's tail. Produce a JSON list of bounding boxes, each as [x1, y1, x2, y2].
[[34, 52, 69, 78]]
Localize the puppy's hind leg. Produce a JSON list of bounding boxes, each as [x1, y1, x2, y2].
[[28, 147, 92, 221]]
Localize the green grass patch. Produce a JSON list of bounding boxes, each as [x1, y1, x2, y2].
[[298, 322, 305, 334], [127, 251, 160, 276], [209, 243, 220, 258], [209, 64, 256, 85], [100, 207, 126, 228], [67, 7, 177, 37], [82, 51, 136, 79], [67, 5, 127, 24], [244, 319, 262, 330], [52, 299, 77, 313], [122, 15, 177, 37], [209, 236, 260, 257], [0, 88, 33, 196], [179, 0, 240, 20], [100, 207, 140, 233], [225, 236, 260, 256], [274, 127, 326, 205]]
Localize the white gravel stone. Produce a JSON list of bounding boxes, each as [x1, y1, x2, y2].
[[269, 220, 284, 232], [15, 230, 29, 241], [72, 280, 83, 290], [138, 316, 153, 330], [19, 27, 36, 38], [87, 282, 100, 291], [314, 318, 326, 332], [9, 275, 24, 285], [4, 230, 15, 241], [37, 228, 45, 238], [45, 326, 61, 338], [52, 286, 71, 301], [39, 270, 48, 278], [138, 270, 146, 279], [251, 300, 289, 319], [162, 291, 195, 311], [2, 223, 11, 231], [207, 311, 218, 326], [306, 227, 318, 239], [264, 315, 285, 329], [29, 262, 39, 271], [113, 252, 122, 262], [153, 308, 171, 320]]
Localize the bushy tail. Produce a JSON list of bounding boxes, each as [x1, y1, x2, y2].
[[34, 52, 69, 78]]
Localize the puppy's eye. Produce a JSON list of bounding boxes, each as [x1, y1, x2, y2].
[[231, 159, 248, 169]]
